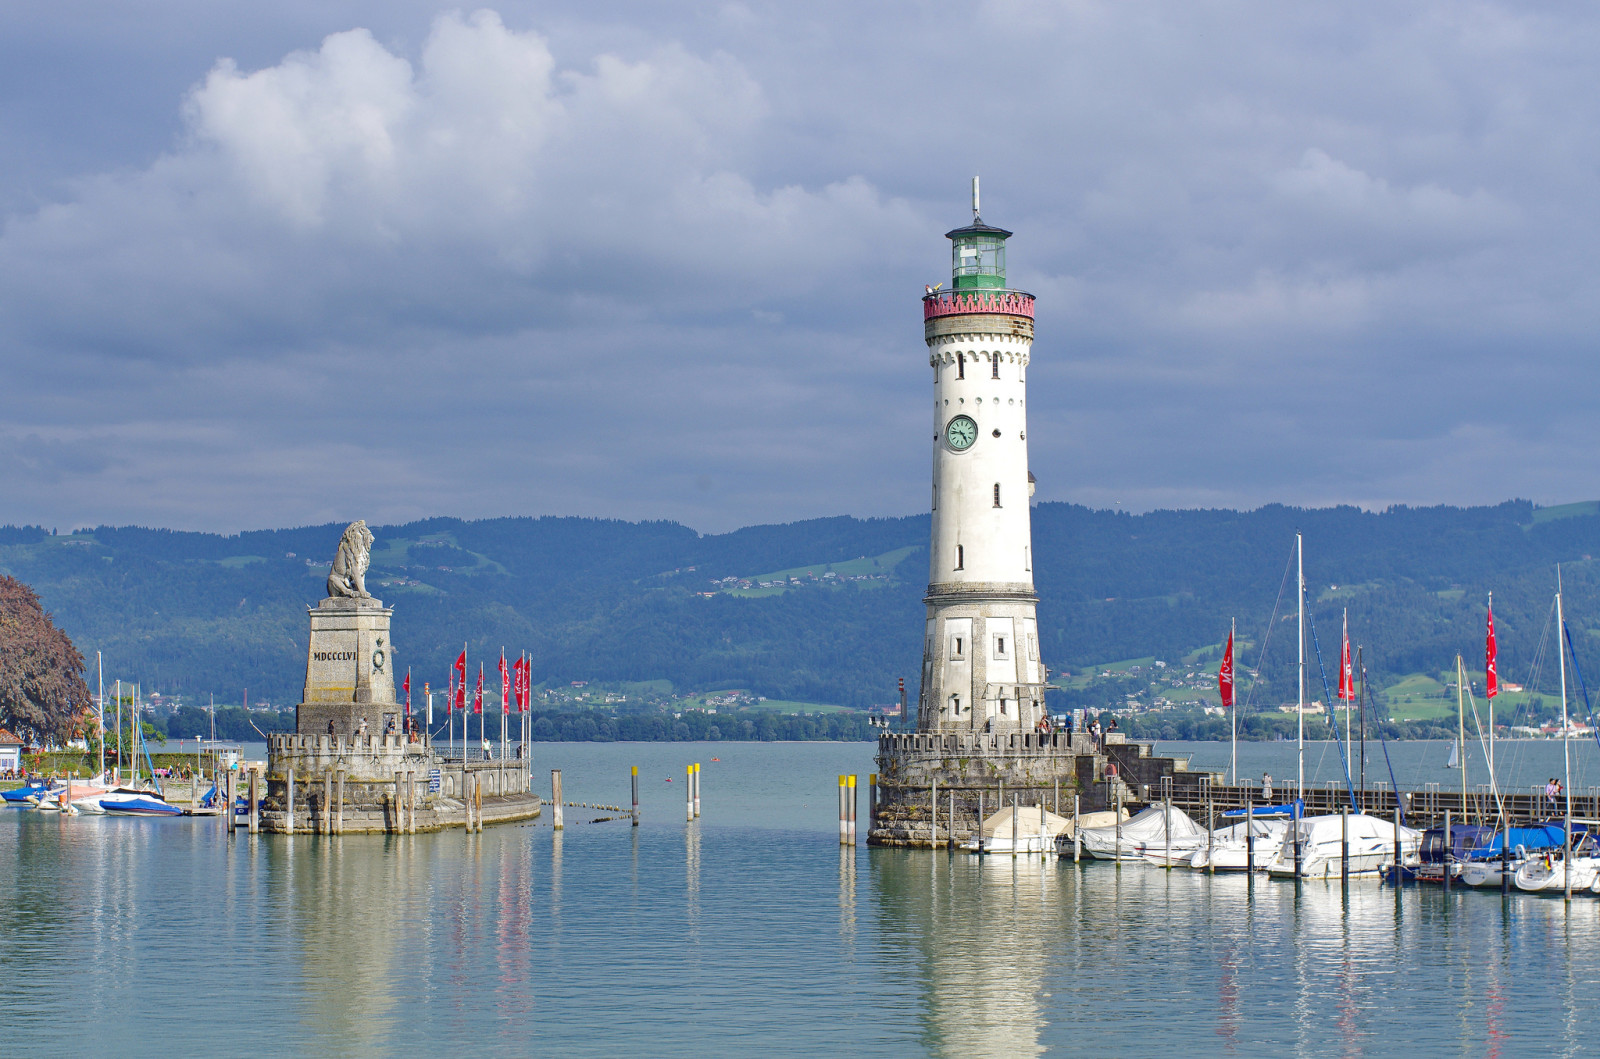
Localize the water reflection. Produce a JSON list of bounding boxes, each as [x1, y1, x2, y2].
[[872, 851, 1050, 1058]]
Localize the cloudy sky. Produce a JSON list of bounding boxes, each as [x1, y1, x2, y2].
[[2, 2, 1597, 534]]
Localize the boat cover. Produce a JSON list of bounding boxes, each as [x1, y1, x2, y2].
[[1466, 824, 1579, 860], [1079, 804, 1209, 855], [977, 805, 1075, 842]]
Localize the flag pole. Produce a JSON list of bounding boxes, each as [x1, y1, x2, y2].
[[1487, 592, 1495, 782]]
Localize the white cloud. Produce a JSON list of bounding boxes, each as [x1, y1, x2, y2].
[[4, 2, 1600, 532]]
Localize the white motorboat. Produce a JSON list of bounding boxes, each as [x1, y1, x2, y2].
[[1268, 813, 1421, 878], [1513, 851, 1600, 893], [1188, 818, 1290, 872], [961, 804, 1073, 854]]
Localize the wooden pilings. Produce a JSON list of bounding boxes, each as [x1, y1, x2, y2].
[[286, 768, 295, 833], [552, 769, 564, 831], [631, 765, 639, 827]]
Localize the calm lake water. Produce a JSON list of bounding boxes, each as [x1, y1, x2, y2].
[[4, 740, 1600, 1057]]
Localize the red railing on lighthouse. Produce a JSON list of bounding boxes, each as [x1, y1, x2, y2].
[[923, 290, 1035, 320]]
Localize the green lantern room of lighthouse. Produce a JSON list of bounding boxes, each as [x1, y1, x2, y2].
[[946, 176, 1011, 291]]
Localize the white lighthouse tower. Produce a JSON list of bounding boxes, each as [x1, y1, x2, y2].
[[917, 179, 1046, 733]]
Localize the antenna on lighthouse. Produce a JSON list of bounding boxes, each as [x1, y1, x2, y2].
[[971, 176, 981, 222]]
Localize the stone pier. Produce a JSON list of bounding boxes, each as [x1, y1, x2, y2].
[[868, 730, 1221, 848]]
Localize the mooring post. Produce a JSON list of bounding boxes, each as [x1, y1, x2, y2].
[[1164, 795, 1172, 871], [1114, 783, 1123, 867], [694, 763, 702, 818], [947, 790, 954, 853], [1073, 794, 1081, 864], [1442, 809, 1451, 892], [335, 769, 346, 835], [837, 775, 845, 844], [631, 765, 640, 827], [476, 772, 484, 832], [1393, 801, 1403, 880], [1341, 807, 1349, 885], [977, 788, 985, 855], [323, 773, 333, 836], [1053, 779, 1059, 816], [847, 775, 858, 846], [394, 770, 404, 835], [1246, 793, 1254, 874], [552, 769, 563, 831], [1501, 823, 1511, 896], [930, 777, 938, 849], [191, 774, 198, 813], [1292, 800, 1301, 881], [286, 768, 295, 834], [1010, 793, 1018, 857], [247, 771, 259, 834], [1206, 787, 1215, 874]]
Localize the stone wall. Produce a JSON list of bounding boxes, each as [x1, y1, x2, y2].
[[868, 730, 1221, 848]]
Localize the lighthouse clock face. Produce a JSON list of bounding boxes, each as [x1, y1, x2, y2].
[[945, 415, 977, 451]]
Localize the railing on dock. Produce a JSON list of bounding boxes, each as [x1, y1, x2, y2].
[[1161, 779, 1581, 828]]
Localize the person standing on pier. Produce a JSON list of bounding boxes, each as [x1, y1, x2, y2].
[[1262, 772, 1273, 802]]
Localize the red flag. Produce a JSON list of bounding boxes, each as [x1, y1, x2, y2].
[[515, 657, 530, 711], [499, 652, 510, 715], [1486, 601, 1499, 699], [1338, 611, 1354, 702], [403, 670, 411, 712], [454, 649, 467, 712], [474, 664, 484, 714], [1218, 630, 1234, 709]]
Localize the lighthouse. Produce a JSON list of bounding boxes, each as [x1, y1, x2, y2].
[[917, 179, 1046, 733]]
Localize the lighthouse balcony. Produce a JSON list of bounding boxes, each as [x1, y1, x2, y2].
[[923, 289, 1034, 320]]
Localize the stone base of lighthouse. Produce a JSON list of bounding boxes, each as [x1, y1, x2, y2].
[[867, 730, 1220, 848]]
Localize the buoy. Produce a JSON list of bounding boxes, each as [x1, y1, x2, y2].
[[711, 757, 720, 762]]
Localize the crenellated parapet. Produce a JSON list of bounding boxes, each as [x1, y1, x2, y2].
[[923, 290, 1035, 319]]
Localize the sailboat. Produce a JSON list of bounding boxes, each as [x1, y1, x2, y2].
[[1514, 576, 1596, 896], [1445, 741, 1460, 769]]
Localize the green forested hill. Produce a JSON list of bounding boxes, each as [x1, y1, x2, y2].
[[2, 500, 1598, 719]]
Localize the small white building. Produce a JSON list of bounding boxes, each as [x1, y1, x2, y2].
[[0, 729, 23, 773]]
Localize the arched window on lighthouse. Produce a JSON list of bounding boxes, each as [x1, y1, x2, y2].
[[991, 354, 1000, 379], [993, 483, 1001, 507], [955, 544, 964, 570], [932, 484, 937, 510], [956, 353, 965, 380]]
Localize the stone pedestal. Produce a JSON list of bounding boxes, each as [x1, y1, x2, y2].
[[296, 596, 398, 740]]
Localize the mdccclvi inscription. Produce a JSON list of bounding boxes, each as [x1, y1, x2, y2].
[[312, 651, 358, 662]]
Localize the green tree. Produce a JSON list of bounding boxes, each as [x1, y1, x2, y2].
[[0, 575, 92, 745]]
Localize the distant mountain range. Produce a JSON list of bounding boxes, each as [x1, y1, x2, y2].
[[2, 499, 1598, 719]]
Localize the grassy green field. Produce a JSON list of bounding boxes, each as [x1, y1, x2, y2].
[[721, 545, 921, 597], [738, 699, 851, 715]]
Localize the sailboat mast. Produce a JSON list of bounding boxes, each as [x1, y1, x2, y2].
[[1230, 616, 1237, 787], [1456, 654, 1467, 818], [96, 652, 104, 782], [1297, 533, 1305, 800], [1358, 646, 1366, 810], [1557, 577, 1573, 899]]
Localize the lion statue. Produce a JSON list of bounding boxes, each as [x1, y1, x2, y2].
[[327, 519, 375, 599]]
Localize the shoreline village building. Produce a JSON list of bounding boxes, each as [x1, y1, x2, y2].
[[918, 178, 1047, 735]]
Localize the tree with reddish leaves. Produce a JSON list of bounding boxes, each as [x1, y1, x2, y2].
[[0, 576, 92, 747]]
